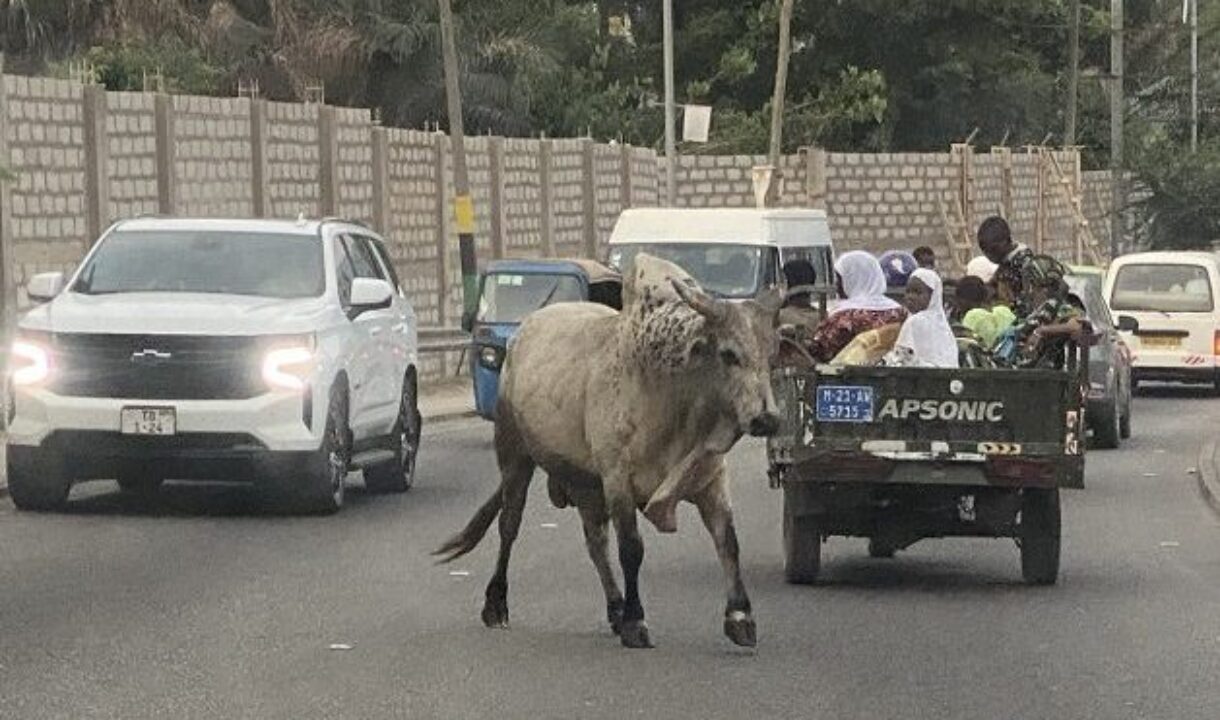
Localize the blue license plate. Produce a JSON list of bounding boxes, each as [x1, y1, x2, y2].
[[815, 385, 875, 423]]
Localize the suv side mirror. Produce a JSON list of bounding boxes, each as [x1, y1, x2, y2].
[[349, 278, 393, 316], [1116, 315, 1139, 333], [461, 309, 475, 333], [27, 272, 65, 303]]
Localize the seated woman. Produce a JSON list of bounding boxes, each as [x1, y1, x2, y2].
[[884, 268, 960, 368], [808, 251, 907, 362]]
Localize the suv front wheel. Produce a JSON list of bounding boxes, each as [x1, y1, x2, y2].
[[7, 448, 72, 511], [266, 385, 350, 514]]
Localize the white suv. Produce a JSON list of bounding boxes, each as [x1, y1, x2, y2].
[[5, 217, 421, 514]]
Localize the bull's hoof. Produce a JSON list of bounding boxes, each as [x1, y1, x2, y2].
[[608, 599, 626, 636], [620, 620, 654, 649], [481, 602, 510, 629], [546, 476, 570, 509], [723, 611, 757, 648], [642, 500, 678, 534]]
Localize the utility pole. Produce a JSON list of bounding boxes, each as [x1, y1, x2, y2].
[[1191, 0, 1199, 152], [766, 0, 796, 207], [437, 0, 478, 320], [662, 0, 677, 206], [1065, 0, 1081, 146], [1110, 0, 1125, 257]]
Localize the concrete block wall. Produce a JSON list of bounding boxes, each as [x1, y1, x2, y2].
[[105, 91, 158, 221], [172, 95, 254, 218], [333, 107, 374, 225], [551, 139, 586, 258], [2, 73, 1134, 380], [823, 152, 957, 259], [263, 101, 320, 219], [629, 148, 660, 207], [502, 137, 544, 256], [593, 144, 627, 259], [2, 75, 89, 307]]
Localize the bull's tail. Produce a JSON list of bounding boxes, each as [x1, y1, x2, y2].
[[433, 488, 503, 564]]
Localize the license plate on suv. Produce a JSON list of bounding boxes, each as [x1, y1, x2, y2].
[[120, 407, 177, 436]]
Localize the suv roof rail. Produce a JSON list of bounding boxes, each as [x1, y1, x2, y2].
[[318, 216, 371, 230]]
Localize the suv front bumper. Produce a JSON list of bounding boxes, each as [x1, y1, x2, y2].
[[7, 387, 321, 454]]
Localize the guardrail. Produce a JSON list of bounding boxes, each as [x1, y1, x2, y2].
[[418, 327, 471, 354]]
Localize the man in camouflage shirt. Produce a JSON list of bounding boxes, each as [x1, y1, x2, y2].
[[1011, 255, 1089, 368], [977, 215, 1036, 314]]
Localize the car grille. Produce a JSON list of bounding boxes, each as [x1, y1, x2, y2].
[[50, 334, 268, 400]]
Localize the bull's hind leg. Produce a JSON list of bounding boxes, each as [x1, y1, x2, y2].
[[573, 490, 625, 635], [692, 474, 756, 648], [482, 413, 536, 629], [610, 497, 652, 648]]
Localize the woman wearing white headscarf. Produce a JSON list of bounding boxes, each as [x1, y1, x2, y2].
[[809, 251, 908, 361], [886, 268, 960, 368]]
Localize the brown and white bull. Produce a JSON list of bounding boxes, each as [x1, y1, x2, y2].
[[435, 254, 782, 648]]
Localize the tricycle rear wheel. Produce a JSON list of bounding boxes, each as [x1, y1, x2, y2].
[[783, 505, 822, 585], [1019, 488, 1061, 585]]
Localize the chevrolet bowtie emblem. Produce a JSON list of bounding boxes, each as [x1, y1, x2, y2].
[[131, 349, 173, 363]]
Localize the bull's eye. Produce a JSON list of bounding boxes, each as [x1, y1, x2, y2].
[[720, 348, 741, 367]]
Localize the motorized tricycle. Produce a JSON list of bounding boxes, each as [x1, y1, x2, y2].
[[461, 258, 622, 420], [767, 343, 1087, 585]]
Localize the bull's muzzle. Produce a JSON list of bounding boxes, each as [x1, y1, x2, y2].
[[748, 412, 782, 438]]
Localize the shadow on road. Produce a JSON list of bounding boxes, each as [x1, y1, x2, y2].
[[57, 478, 389, 519], [1135, 384, 1219, 401]]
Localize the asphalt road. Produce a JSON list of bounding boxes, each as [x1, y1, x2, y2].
[[3, 389, 1220, 720]]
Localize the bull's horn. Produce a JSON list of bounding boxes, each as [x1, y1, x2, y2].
[[670, 277, 724, 322]]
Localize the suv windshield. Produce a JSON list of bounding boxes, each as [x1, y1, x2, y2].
[[73, 230, 326, 299], [607, 243, 767, 299], [477, 273, 584, 324], [1111, 263, 1214, 313]]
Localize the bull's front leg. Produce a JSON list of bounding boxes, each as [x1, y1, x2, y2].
[[640, 420, 739, 533], [691, 470, 755, 648], [641, 451, 717, 534]]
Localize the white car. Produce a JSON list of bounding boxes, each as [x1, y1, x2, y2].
[[5, 217, 421, 513], [1105, 251, 1220, 393]]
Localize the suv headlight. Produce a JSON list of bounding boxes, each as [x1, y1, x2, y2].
[[263, 335, 316, 391], [9, 334, 52, 387]]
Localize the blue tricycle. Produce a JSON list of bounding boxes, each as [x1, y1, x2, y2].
[[461, 258, 622, 420]]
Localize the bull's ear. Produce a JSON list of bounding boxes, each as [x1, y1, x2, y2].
[[670, 277, 725, 323]]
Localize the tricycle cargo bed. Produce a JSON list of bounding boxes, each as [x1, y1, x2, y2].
[[769, 365, 1085, 490]]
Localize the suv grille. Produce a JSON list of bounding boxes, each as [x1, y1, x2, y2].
[[51, 334, 268, 400]]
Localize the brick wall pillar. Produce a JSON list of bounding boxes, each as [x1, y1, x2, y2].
[[619, 143, 633, 210], [488, 136, 506, 260], [805, 146, 828, 210], [581, 138, 597, 259], [81, 85, 109, 243], [317, 105, 338, 216], [370, 126, 390, 234], [433, 133, 450, 326], [249, 99, 268, 218], [539, 139, 555, 257], [154, 94, 176, 214], [0, 53, 13, 331]]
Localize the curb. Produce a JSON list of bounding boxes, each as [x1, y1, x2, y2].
[[424, 409, 480, 425], [1196, 439, 1220, 518]]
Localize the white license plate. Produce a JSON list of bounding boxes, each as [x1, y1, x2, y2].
[[120, 407, 177, 436]]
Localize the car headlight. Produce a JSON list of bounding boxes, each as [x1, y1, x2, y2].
[[263, 338, 316, 391], [9, 338, 52, 387], [479, 345, 503, 370]]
